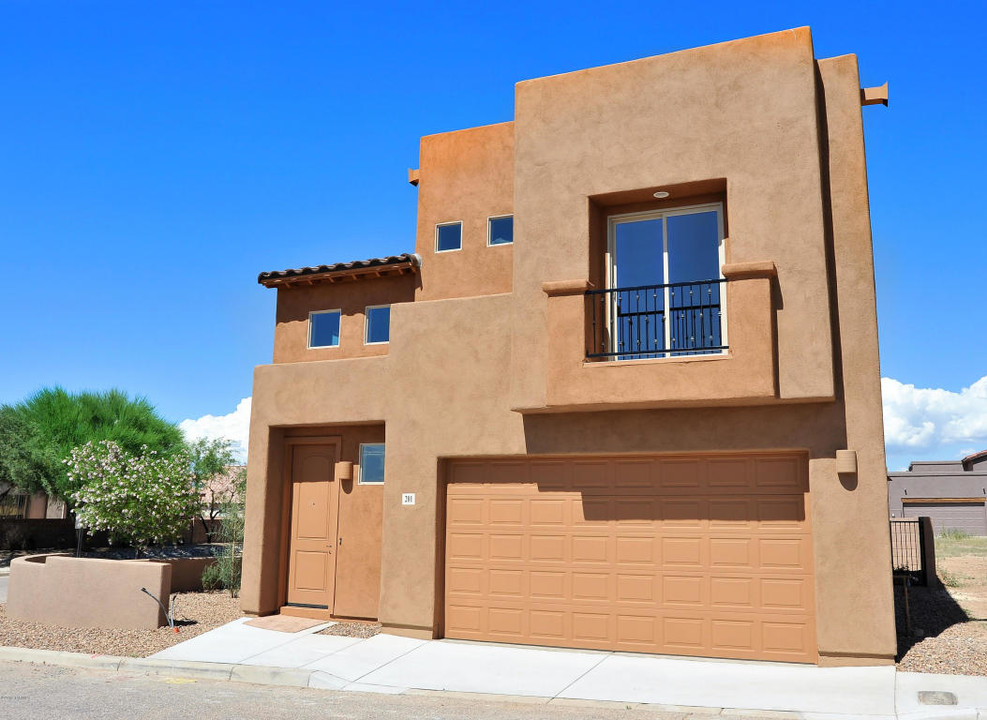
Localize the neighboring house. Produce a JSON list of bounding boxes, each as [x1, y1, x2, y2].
[[1, 483, 70, 551], [242, 27, 896, 667], [888, 452, 987, 536], [0, 484, 66, 521]]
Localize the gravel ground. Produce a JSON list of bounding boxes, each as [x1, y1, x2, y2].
[[895, 545, 987, 677], [0, 591, 242, 657], [319, 621, 381, 639]]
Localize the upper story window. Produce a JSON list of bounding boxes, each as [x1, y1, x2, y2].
[[359, 443, 385, 484], [487, 215, 514, 246], [436, 221, 462, 252], [308, 309, 341, 348], [365, 305, 391, 345], [591, 202, 726, 360]]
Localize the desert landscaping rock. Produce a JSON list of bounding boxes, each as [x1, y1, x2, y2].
[[0, 591, 242, 657], [319, 621, 381, 639], [895, 541, 987, 677]]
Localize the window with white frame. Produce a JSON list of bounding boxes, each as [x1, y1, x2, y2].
[[308, 309, 341, 348], [365, 305, 390, 344], [435, 221, 462, 252], [359, 443, 385, 484], [487, 215, 513, 246], [601, 202, 726, 359]]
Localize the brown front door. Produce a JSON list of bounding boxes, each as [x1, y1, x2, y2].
[[285, 443, 339, 610]]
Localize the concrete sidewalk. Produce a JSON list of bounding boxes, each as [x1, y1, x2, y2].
[[139, 619, 987, 719]]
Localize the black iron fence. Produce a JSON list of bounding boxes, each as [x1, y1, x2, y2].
[[586, 279, 727, 360], [890, 517, 932, 585]]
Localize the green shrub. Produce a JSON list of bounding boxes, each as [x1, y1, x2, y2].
[[201, 556, 241, 593], [67, 441, 200, 556], [204, 467, 246, 597]]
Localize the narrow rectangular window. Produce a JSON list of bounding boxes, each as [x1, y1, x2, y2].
[[359, 443, 385, 484], [436, 222, 462, 252], [309, 309, 341, 348], [488, 215, 513, 246], [365, 305, 390, 344]]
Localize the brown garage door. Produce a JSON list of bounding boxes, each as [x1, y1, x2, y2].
[[903, 500, 987, 536], [444, 453, 816, 663]]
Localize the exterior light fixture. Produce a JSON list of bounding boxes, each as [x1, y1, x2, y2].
[[653, 191, 670, 199]]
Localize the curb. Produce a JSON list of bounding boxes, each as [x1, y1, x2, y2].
[[3, 645, 985, 719], [0, 646, 374, 692]]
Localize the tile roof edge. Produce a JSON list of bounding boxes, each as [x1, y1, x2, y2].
[[258, 253, 420, 285]]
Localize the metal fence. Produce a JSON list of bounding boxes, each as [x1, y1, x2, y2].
[[586, 279, 727, 360], [890, 518, 928, 584]]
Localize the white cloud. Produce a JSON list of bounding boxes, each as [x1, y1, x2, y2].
[[179, 397, 252, 463], [882, 376, 987, 467]]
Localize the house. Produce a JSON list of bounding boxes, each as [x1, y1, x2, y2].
[[0, 484, 71, 551], [241, 27, 897, 667], [888, 452, 987, 535]]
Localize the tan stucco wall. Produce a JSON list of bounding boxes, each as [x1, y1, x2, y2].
[[243, 27, 895, 664], [510, 27, 834, 411], [273, 273, 417, 364], [7, 554, 170, 629], [415, 122, 514, 301], [542, 273, 777, 410]]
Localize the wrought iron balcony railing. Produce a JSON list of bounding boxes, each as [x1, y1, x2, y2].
[[586, 279, 727, 360]]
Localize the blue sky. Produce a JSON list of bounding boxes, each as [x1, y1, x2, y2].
[[1, 1, 984, 470]]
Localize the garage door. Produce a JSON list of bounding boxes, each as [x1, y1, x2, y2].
[[903, 500, 987, 536], [444, 453, 815, 663]]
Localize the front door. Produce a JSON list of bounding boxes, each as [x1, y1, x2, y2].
[[285, 443, 339, 611]]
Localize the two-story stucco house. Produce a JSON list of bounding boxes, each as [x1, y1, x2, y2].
[[241, 27, 897, 667]]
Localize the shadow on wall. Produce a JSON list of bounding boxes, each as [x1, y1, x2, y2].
[[520, 404, 849, 461]]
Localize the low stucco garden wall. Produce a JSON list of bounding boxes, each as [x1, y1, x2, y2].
[[6, 554, 181, 629]]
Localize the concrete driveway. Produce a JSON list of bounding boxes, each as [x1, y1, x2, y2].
[[0, 575, 8, 604]]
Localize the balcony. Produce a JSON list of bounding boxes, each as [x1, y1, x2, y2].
[[587, 279, 727, 361], [532, 262, 779, 412]]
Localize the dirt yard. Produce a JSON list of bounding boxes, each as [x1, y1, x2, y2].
[[896, 533, 987, 676], [0, 591, 243, 657]]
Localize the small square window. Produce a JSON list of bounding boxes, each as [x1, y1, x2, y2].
[[436, 222, 462, 252], [309, 310, 341, 348], [365, 305, 390, 344], [488, 215, 513, 246], [359, 443, 385, 484]]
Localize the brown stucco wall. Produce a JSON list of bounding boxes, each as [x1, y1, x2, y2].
[[243, 27, 895, 664], [273, 273, 417, 364], [509, 27, 834, 412], [415, 122, 514, 301], [7, 554, 170, 629]]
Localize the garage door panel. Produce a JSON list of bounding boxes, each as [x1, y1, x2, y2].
[[530, 534, 567, 563], [445, 452, 815, 663]]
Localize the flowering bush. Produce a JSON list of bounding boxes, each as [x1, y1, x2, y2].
[[66, 440, 200, 554]]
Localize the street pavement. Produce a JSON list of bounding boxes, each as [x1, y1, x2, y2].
[[2, 611, 987, 717], [0, 661, 785, 720]]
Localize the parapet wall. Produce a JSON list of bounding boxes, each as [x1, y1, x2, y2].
[[7, 554, 171, 629]]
